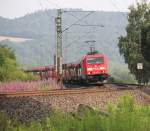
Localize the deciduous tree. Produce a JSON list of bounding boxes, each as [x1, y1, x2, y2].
[[118, 0, 150, 84]]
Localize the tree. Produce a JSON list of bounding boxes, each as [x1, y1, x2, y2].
[[118, 0, 150, 84], [141, 25, 150, 62], [0, 45, 16, 65], [0, 45, 37, 81]]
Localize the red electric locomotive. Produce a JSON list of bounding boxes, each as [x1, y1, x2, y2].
[[62, 52, 109, 83]]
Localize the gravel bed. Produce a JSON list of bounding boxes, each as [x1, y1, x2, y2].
[[142, 87, 150, 95], [0, 89, 149, 123], [34, 89, 150, 112]]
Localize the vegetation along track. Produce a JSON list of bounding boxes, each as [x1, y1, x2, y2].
[[0, 83, 140, 98]]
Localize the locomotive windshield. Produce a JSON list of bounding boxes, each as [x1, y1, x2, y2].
[[87, 57, 104, 64]]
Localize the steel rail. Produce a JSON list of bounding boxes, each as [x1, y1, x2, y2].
[[0, 87, 136, 98]]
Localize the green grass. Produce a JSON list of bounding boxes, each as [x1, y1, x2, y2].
[[0, 95, 150, 131]]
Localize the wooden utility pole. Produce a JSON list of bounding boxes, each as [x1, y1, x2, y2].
[[55, 9, 62, 76]]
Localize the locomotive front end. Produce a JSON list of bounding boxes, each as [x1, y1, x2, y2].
[[84, 54, 108, 82]]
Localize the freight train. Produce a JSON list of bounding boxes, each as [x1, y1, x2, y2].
[[26, 52, 109, 84]]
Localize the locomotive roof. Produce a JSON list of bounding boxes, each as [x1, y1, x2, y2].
[[82, 53, 105, 59]]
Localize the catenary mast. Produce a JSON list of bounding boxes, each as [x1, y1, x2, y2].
[[55, 9, 62, 76]]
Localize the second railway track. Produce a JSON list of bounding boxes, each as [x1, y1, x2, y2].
[[0, 84, 138, 98]]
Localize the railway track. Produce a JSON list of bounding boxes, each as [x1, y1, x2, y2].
[[0, 84, 137, 98]]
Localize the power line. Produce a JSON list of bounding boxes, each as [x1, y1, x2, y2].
[[73, 24, 104, 27], [62, 11, 95, 33], [46, 0, 60, 8], [45, 0, 96, 32], [46, 0, 92, 13], [63, 26, 98, 55], [39, 0, 125, 64], [63, 10, 96, 12], [46, 0, 92, 25], [38, 0, 56, 18], [109, 0, 127, 18], [63, 30, 92, 48], [39, 0, 96, 65]]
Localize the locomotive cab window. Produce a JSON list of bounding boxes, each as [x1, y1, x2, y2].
[[87, 57, 104, 64]]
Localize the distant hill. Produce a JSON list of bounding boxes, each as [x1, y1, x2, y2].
[[0, 9, 128, 67], [0, 11, 56, 39]]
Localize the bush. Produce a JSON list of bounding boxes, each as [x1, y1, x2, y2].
[[100, 95, 150, 131]]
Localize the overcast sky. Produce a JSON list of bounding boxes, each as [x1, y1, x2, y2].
[[0, 0, 149, 19]]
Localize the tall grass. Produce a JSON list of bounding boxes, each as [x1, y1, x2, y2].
[[0, 79, 62, 92], [0, 95, 150, 131]]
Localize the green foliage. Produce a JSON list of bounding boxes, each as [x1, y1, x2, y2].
[[141, 25, 150, 61], [0, 95, 150, 131], [118, 0, 150, 84], [0, 45, 38, 82], [101, 95, 150, 131]]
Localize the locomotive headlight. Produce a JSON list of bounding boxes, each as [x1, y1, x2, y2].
[[100, 67, 105, 70], [87, 68, 93, 71]]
